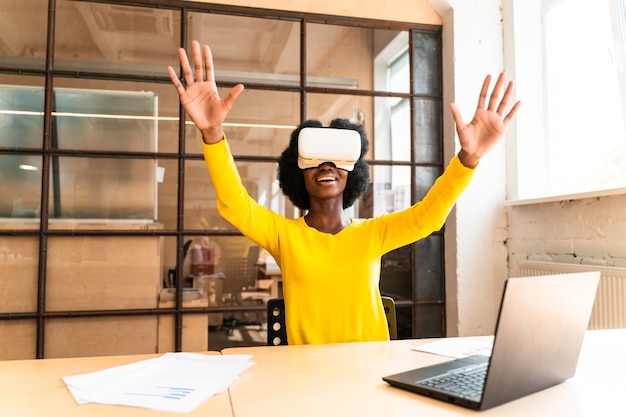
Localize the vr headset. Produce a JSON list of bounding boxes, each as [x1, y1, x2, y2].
[[297, 127, 362, 171]]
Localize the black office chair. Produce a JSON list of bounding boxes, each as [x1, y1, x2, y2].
[[166, 239, 193, 288], [220, 245, 268, 334], [221, 245, 262, 303], [381, 295, 397, 339], [267, 298, 288, 346], [266, 296, 397, 346]]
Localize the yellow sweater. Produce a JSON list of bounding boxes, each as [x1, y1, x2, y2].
[[203, 138, 474, 345]]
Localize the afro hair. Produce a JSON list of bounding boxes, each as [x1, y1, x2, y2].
[[277, 118, 370, 211]]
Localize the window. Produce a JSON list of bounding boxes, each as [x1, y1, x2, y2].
[[372, 38, 411, 216], [523, 0, 626, 199], [0, 0, 443, 358]]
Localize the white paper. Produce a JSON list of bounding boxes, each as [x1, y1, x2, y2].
[[413, 338, 493, 358], [63, 352, 254, 413]]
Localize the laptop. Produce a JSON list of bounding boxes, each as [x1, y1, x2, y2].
[[383, 271, 600, 410]]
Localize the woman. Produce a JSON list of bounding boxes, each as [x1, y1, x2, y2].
[[167, 41, 520, 345]]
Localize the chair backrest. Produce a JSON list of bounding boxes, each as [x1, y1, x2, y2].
[[266, 296, 397, 346], [267, 298, 288, 346], [166, 239, 193, 287], [221, 245, 260, 296], [381, 295, 397, 340]]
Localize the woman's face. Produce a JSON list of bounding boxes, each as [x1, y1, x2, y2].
[[302, 162, 348, 202]]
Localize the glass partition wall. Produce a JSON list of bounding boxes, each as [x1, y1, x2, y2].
[[0, 0, 444, 358]]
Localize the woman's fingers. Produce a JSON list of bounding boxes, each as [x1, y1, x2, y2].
[[503, 99, 522, 126], [167, 41, 217, 97], [478, 72, 519, 123], [191, 40, 204, 83], [166, 66, 185, 95], [496, 80, 515, 116], [202, 44, 215, 84], [487, 72, 505, 111], [178, 47, 194, 87], [475, 74, 491, 110], [224, 84, 245, 109]]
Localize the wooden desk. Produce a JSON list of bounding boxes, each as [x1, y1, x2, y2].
[[0, 352, 232, 417], [2, 331, 624, 416], [223, 330, 626, 416]]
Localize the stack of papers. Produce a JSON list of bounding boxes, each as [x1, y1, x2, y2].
[[63, 352, 254, 413], [413, 338, 493, 358]]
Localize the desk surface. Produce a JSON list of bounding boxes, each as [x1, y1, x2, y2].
[[0, 352, 232, 417], [1, 330, 624, 416], [223, 329, 626, 417]]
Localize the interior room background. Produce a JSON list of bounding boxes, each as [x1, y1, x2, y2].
[[1, 0, 624, 360]]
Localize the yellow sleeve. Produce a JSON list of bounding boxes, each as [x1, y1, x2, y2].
[[376, 154, 475, 253], [201, 136, 281, 253]]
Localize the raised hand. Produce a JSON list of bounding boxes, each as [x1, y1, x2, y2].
[[167, 40, 244, 143], [449, 72, 521, 168]]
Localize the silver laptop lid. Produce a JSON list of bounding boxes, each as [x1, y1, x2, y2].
[[481, 271, 600, 409]]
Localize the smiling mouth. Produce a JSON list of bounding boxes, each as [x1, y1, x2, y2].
[[316, 174, 337, 183]]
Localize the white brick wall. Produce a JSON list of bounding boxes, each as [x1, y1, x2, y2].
[[507, 194, 626, 277]]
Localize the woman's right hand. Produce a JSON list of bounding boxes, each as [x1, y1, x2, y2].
[[167, 40, 244, 144]]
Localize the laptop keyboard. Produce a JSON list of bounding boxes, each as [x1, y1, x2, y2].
[[418, 363, 488, 399]]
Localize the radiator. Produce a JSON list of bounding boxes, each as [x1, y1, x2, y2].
[[517, 261, 626, 330]]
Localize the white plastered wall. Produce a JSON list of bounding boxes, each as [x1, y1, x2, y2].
[[429, 0, 510, 337]]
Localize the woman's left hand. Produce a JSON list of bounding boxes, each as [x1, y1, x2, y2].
[[450, 72, 521, 168]]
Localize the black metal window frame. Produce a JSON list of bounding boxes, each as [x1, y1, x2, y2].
[[0, 0, 443, 357]]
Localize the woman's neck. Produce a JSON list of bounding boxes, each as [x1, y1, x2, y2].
[[304, 211, 351, 235]]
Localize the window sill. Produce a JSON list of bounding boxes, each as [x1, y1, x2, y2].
[[505, 186, 626, 206]]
